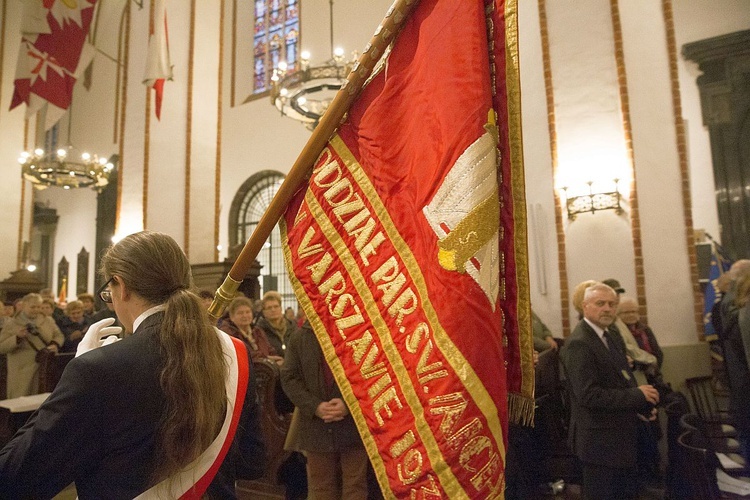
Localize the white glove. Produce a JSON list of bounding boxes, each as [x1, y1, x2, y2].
[[76, 317, 123, 357]]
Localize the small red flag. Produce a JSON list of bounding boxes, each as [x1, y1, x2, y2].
[[58, 277, 67, 306], [143, 0, 172, 120]]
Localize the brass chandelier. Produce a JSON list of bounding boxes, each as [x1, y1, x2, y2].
[[19, 146, 114, 191], [269, 0, 356, 130]]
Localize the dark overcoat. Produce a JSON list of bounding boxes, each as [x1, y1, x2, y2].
[[560, 319, 651, 469]]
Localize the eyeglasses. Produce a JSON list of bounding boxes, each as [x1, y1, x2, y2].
[[97, 277, 115, 304]]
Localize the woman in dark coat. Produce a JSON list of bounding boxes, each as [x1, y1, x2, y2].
[[255, 291, 296, 358], [220, 296, 282, 364]]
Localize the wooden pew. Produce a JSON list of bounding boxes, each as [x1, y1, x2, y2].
[[0, 351, 72, 448], [0, 393, 52, 448], [237, 358, 294, 499], [36, 350, 75, 393]]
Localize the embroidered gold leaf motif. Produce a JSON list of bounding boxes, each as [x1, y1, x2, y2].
[[437, 190, 499, 272]]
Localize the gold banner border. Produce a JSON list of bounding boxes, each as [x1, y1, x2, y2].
[[332, 134, 507, 466]]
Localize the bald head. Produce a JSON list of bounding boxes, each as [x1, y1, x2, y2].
[[735, 263, 750, 308], [618, 296, 638, 308]]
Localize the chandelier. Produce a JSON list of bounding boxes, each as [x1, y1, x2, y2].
[[270, 49, 356, 130], [269, 0, 357, 130], [18, 146, 115, 191]]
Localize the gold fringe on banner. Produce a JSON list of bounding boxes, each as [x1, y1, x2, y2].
[[508, 392, 536, 427]]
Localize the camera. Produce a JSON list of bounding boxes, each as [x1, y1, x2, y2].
[[26, 323, 41, 336]]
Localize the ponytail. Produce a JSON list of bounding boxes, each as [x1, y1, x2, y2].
[[152, 288, 227, 483], [99, 231, 228, 485]]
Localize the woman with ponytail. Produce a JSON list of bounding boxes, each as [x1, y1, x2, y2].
[[0, 231, 265, 499]]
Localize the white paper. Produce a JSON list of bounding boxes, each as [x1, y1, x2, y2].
[[717, 469, 750, 496], [717, 452, 745, 470], [0, 393, 51, 413]]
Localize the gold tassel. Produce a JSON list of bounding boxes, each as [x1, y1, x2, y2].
[[508, 392, 535, 427]]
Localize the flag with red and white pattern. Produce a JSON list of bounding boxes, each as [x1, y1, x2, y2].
[[10, 0, 98, 127]]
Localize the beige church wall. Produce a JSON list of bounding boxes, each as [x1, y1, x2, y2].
[[219, 101, 310, 262], [142, 3, 191, 253], [518, 0, 563, 336], [617, 1, 697, 346], [674, 0, 750, 245], [36, 188, 98, 300], [660, 342, 711, 394], [517, 0, 748, 349], [116, 4, 148, 242], [184, 2, 220, 264], [129, 0, 223, 263], [542, 0, 637, 331], [0, 1, 32, 283]]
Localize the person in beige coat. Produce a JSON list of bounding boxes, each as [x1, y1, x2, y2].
[[0, 293, 64, 398]]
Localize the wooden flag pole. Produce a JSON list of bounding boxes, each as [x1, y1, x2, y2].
[[208, 0, 419, 321]]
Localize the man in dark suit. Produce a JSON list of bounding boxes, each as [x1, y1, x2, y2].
[[561, 282, 659, 499]]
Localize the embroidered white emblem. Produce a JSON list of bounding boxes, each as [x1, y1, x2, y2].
[[423, 111, 500, 308]]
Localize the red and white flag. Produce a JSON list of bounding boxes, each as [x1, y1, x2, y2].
[[11, 0, 98, 128], [143, 0, 172, 120], [281, 0, 532, 497]]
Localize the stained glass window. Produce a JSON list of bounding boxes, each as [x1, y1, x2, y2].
[[253, 0, 299, 95]]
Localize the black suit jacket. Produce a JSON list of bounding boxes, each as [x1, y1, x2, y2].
[[560, 320, 651, 469], [0, 312, 265, 499]]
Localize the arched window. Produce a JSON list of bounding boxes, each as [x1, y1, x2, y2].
[[229, 171, 295, 307], [252, 0, 299, 95]]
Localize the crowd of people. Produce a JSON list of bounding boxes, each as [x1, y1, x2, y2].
[[0, 290, 100, 356], [508, 268, 750, 500], [0, 231, 369, 499], [0, 289, 104, 400], [0, 293, 63, 399], [712, 260, 750, 461], [3, 235, 749, 498], [508, 277, 670, 500], [214, 290, 369, 499]]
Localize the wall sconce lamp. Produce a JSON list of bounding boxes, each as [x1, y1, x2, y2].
[[561, 179, 623, 221]]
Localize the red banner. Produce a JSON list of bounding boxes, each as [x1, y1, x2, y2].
[[281, 1, 531, 497], [11, 0, 98, 116]]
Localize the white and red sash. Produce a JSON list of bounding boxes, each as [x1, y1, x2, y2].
[[135, 328, 249, 499]]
